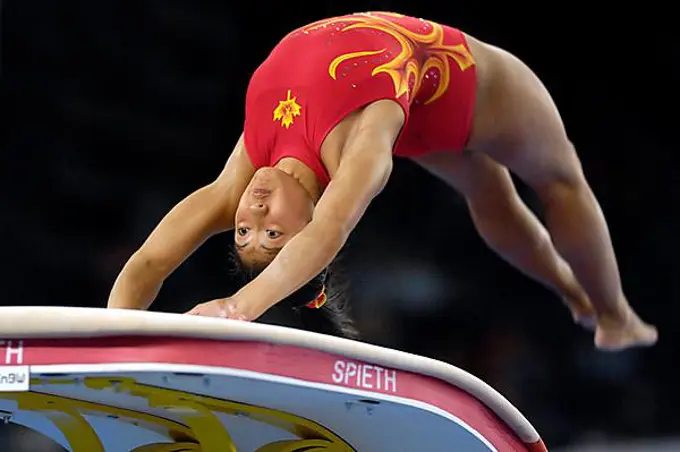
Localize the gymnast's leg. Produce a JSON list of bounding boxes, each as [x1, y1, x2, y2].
[[415, 150, 595, 326], [465, 35, 656, 350]]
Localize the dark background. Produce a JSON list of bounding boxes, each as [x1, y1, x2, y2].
[[1, 1, 678, 449]]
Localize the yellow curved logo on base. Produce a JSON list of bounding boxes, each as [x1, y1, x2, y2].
[[0, 376, 354, 452]]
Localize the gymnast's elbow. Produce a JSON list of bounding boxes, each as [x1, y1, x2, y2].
[[123, 250, 171, 285]]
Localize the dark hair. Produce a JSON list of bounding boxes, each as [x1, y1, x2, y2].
[[231, 250, 359, 340]]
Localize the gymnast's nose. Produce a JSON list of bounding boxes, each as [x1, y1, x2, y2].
[[250, 203, 268, 215]]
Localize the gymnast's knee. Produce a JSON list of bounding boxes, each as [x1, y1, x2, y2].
[[524, 140, 592, 203], [537, 171, 594, 212]]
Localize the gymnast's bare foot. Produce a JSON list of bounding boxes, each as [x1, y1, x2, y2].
[[594, 308, 658, 351]]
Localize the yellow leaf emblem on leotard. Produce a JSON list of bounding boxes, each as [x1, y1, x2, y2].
[[273, 90, 301, 128]]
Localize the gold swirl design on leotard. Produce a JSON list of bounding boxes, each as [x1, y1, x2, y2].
[[304, 12, 476, 105]]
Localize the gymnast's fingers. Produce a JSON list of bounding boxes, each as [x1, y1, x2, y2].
[[185, 302, 209, 315]]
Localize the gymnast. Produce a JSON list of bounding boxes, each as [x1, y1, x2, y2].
[[108, 12, 656, 350]]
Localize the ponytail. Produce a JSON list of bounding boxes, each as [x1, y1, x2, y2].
[[231, 249, 359, 340]]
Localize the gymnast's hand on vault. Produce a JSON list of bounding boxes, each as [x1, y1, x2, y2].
[[185, 298, 249, 321]]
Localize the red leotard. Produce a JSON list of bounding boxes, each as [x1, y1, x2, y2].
[[244, 12, 477, 187]]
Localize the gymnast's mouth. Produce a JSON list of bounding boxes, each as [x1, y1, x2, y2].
[[251, 188, 271, 199]]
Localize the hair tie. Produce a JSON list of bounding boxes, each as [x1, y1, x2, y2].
[[305, 285, 327, 309], [319, 268, 329, 284]]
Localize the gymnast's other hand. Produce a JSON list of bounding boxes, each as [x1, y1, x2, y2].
[[185, 298, 250, 321]]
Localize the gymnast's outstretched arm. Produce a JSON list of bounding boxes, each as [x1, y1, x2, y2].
[[107, 134, 254, 310], [229, 101, 403, 320]]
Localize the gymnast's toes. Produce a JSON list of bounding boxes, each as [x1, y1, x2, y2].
[[594, 312, 658, 352]]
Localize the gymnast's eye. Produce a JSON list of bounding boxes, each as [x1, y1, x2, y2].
[[237, 227, 249, 236], [266, 230, 281, 239]]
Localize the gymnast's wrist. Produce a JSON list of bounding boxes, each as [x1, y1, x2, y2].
[[107, 296, 144, 310], [231, 287, 276, 319]]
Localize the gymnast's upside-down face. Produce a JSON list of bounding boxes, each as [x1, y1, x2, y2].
[[234, 167, 314, 266]]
